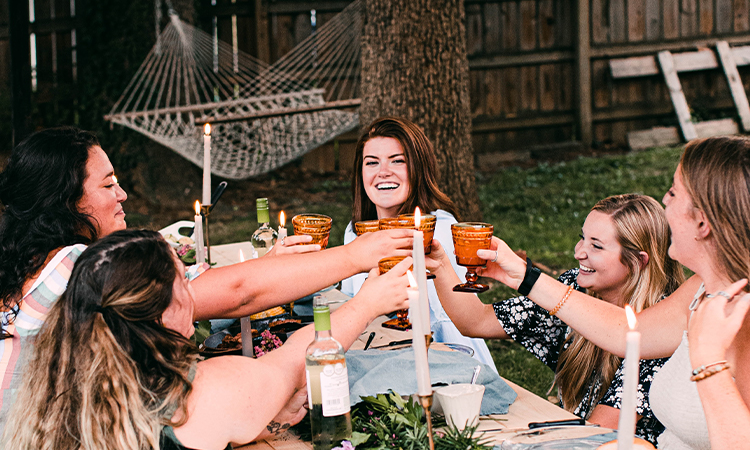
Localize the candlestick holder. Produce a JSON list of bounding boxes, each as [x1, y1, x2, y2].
[[200, 204, 212, 264], [419, 393, 436, 450]]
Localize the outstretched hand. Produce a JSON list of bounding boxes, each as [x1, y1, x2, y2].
[[265, 234, 321, 257], [356, 256, 412, 318], [475, 236, 526, 290], [347, 229, 414, 273], [689, 279, 750, 365]]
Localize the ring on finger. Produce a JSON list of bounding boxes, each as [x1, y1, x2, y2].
[[491, 251, 499, 263], [707, 290, 732, 300], [280, 236, 286, 246]]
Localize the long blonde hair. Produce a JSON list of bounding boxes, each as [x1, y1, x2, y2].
[[3, 230, 198, 450], [680, 136, 750, 285], [555, 194, 684, 413]]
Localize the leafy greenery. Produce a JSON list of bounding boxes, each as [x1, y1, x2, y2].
[[349, 391, 491, 450]]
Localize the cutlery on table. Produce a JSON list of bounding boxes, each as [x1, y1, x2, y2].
[[363, 332, 376, 350]]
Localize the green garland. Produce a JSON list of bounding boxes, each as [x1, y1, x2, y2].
[[293, 390, 492, 450]]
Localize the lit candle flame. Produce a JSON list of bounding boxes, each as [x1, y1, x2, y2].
[[415, 207, 421, 229], [407, 270, 418, 288], [194, 200, 201, 215], [204, 123, 211, 135], [625, 304, 637, 330], [280, 211, 286, 227], [239, 249, 245, 263], [113, 175, 118, 184]]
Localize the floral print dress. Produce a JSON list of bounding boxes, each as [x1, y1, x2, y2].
[[492, 269, 667, 445]]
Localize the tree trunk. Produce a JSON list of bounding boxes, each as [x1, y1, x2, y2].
[[359, 0, 481, 221]]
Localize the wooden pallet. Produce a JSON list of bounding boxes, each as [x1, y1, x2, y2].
[[609, 41, 750, 150]]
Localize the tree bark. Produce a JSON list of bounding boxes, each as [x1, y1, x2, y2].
[[359, 0, 481, 221]]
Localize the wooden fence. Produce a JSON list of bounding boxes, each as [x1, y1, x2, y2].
[[3, 0, 750, 169]]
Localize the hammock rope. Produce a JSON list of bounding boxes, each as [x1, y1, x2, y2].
[[105, 0, 362, 179]]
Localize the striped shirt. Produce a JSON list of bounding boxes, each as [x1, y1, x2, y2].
[[0, 244, 86, 435]]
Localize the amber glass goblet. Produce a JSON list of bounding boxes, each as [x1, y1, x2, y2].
[[292, 214, 332, 249], [451, 222, 494, 293], [399, 213, 437, 255], [378, 256, 412, 330], [379, 216, 436, 279], [354, 220, 380, 236]]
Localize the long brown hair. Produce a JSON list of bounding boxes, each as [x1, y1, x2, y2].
[[3, 230, 198, 450], [351, 117, 458, 222], [680, 136, 750, 285], [555, 194, 684, 413]]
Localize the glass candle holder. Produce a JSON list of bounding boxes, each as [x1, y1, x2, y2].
[[292, 214, 332, 249], [378, 256, 412, 330], [451, 222, 494, 293], [354, 220, 380, 236]]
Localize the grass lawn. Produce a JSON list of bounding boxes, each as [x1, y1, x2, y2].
[[209, 145, 683, 398]]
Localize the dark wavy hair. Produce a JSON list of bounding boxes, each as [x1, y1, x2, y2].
[[351, 117, 458, 222], [5, 229, 198, 450], [0, 127, 100, 310]]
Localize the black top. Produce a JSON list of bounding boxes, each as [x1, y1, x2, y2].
[[492, 268, 667, 445]]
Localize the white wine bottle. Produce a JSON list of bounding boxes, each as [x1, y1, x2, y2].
[[305, 304, 352, 449], [251, 198, 277, 257]]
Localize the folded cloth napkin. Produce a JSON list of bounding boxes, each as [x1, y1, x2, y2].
[[346, 348, 517, 415]]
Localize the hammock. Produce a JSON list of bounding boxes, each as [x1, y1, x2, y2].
[[105, 0, 362, 179]]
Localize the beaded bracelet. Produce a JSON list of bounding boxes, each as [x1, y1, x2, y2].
[[690, 361, 731, 382], [550, 284, 574, 316]]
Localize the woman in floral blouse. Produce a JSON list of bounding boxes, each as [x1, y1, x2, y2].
[[426, 194, 684, 445]]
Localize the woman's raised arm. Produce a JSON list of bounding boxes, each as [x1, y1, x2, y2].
[[477, 236, 696, 359]]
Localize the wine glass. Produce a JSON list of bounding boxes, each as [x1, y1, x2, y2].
[[292, 214, 332, 249], [378, 256, 412, 330], [451, 222, 494, 293], [354, 220, 380, 236]]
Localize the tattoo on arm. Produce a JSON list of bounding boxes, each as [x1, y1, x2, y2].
[[267, 421, 291, 435]]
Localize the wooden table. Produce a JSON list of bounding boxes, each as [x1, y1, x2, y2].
[[210, 243, 610, 448]]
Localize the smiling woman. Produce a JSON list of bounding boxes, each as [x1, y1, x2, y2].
[[342, 116, 497, 371], [425, 194, 684, 445]]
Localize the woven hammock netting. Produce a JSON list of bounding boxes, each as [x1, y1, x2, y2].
[[106, 0, 362, 179]]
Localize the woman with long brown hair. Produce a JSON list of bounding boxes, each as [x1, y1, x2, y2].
[[426, 194, 684, 444], [476, 136, 750, 449], [0, 127, 412, 434], [3, 229, 411, 450], [340, 116, 496, 370]]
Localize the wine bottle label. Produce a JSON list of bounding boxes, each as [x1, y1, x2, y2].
[[320, 363, 350, 417]]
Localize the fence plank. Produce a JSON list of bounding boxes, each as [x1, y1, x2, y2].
[[716, 40, 750, 131], [644, 0, 660, 40], [593, 59, 612, 109], [520, 0, 536, 50], [735, 0, 750, 32], [629, 0, 645, 42], [466, 4, 483, 56], [538, 0, 554, 48], [559, 63, 573, 110], [699, 0, 713, 34], [504, 66, 521, 117], [591, 0, 608, 44], [539, 63, 556, 110], [501, 1, 518, 51], [521, 65, 538, 110], [657, 50, 698, 140], [556, 0, 572, 46], [609, 0, 626, 42], [663, 0, 679, 39], [717, 0, 733, 33], [680, 0, 697, 37], [486, 69, 503, 115], [483, 2, 501, 53]]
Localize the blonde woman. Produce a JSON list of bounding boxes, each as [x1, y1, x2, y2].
[[474, 136, 750, 449], [426, 194, 684, 445], [3, 230, 411, 450]]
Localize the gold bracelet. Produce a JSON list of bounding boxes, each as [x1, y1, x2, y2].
[[690, 362, 731, 382], [550, 284, 574, 316]]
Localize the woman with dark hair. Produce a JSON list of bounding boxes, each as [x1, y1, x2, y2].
[[476, 136, 750, 449], [3, 229, 411, 450], [0, 127, 412, 433], [426, 194, 684, 444], [339, 117, 496, 370]]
